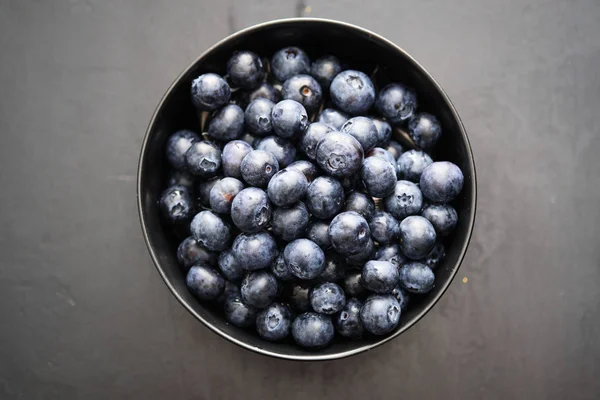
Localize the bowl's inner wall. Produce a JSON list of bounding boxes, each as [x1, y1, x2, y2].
[[140, 20, 474, 358]]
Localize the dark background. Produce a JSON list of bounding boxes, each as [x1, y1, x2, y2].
[[1, 0, 599, 398]]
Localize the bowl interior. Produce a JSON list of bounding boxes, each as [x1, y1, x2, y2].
[[138, 19, 476, 360]]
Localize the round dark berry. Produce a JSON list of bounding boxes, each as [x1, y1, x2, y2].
[[310, 55, 342, 90], [360, 294, 401, 335], [226, 50, 265, 89], [271, 47, 311, 82], [244, 98, 275, 136], [166, 130, 200, 170], [399, 262, 435, 294], [301, 122, 334, 160], [282, 74, 323, 114], [397, 150, 433, 182], [240, 150, 279, 188], [329, 211, 370, 255], [241, 270, 279, 308], [283, 239, 325, 280], [369, 211, 400, 244], [232, 231, 278, 270], [271, 100, 309, 138], [361, 156, 397, 198], [340, 116, 378, 152], [315, 131, 364, 178], [186, 264, 225, 301], [421, 203, 458, 236], [207, 104, 244, 141], [256, 303, 293, 341], [292, 312, 335, 349], [375, 83, 417, 124], [177, 236, 216, 271], [420, 161, 464, 203], [311, 282, 346, 315], [254, 136, 296, 168], [159, 185, 194, 224], [334, 298, 364, 339], [317, 108, 349, 130], [408, 112, 442, 150], [271, 202, 310, 242], [222, 140, 253, 179], [190, 210, 231, 251], [361, 260, 399, 293], [184, 141, 222, 178], [398, 215, 437, 259], [230, 187, 272, 233], [305, 176, 345, 219], [224, 294, 258, 327], [330, 70, 376, 115], [384, 180, 423, 220], [191, 73, 231, 111], [209, 177, 244, 214]]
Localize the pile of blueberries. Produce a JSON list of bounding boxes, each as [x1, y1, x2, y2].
[[159, 47, 464, 349]]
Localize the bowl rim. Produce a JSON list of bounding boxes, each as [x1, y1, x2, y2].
[[137, 17, 477, 361]]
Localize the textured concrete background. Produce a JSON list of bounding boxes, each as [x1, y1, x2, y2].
[[1, 0, 599, 398]]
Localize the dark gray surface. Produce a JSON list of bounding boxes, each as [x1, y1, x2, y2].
[[1, 0, 599, 398]]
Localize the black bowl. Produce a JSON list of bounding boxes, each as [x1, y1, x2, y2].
[[137, 18, 477, 361]]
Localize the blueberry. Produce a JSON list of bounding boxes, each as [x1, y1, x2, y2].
[[369, 211, 400, 244], [372, 117, 392, 147], [217, 281, 240, 306], [282, 74, 323, 114], [217, 248, 245, 282], [317, 108, 349, 130], [374, 243, 406, 268], [421, 203, 458, 236], [390, 285, 410, 311], [166, 130, 200, 170], [230, 187, 271, 233], [310, 55, 342, 91], [301, 122, 334, 160], [305, 176, 345, 219], [244, 98, 275, 136], [239, 132, 258, 147], [267, 169, 309, 207], [222, 140, 253, 179], [311, 282, 346, 314], [232, 231, 278, 270], [334, 298, 364, 339], [286, 160, 320, 183], [239, 82, 281, 106], [340, 116, 378, 152], [420, 161, 464, 203], [420, 242, 445, 270], [283, 281, 312, 312], [256, 303, 293, 341], [408, 112, 441, 150], [271, 254, 294, 281], [283, 239, 325, 280], [316, 253, 346, 282], [186, 264, 225, 301], [375, 83, 417, 124], [240, 150, 279, 188], [196, 176, 220, 207], [177, 236, 217, 270], [184, 141, 222, 178], [398, 215, 436, 259], [397, 150, 433, 182], [343, 270, 367, 298], [384, 180, 423, 220], [366, 147, 397, 167], [387, 140, 404, 159], [207, 104, 244, 141], [315, 132, 364, 178], [361, 156, 397, 198], [345, 238, 374, 266], [330, 70, 376, 115], [224, 294, 258, 327], [342, 192, 375, 221], [360, 294, 401, 335], [226, 50, 265, 89], [292, 312, 335, 349], [329, 211, 370, 255], [306, 220, 331, 250], [191, 73, 231, 111], [271, 100, 309, 138], [159, 186, 194, 224], [241, 270, 279, 308], [271, 47, 311, 82], [272, 202, 310, 241], [361, 260, 399, 293], [168, 169, 195, 189], [254, 136, 296, 168], [190, 210, 231, 251], [399, 262, 435, 293], [209, 177, 244, 214]]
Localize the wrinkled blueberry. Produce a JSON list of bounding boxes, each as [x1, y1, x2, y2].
[[374, 243, 406, 268], [345, 238, 374, 266], [191, 73, 231, 111], [343, 191, 376, 221], [305, 176, 345, 219], [227, 50, 265, 89], [360, 294, 401, 335], [184, 141, 222, 178], [222, 140, 253, 179], [271, 100, 309, 138], [366, 147, 397, 167], [241, 270, 279, 308], [384, 180, 423, 220], [306, 220, 331, 250], [256, 303, 293, 341], [317, 108, 349, 130], [244, 98, 275, 136], [282, 74, 323, 114], [186, 264, 225, 301], [375, 83, 417, 124], [301, 122, 334, 160], [159, 185, 194, 224], [267, 169, 309, 207], [399, 262, 435, 293], [329, 211, 370, 255], [343, 269, 367, 298], [254, 136, 296, 168], [230, 187, 272, 233], [217, 248, 245, 282], [408, 112, 442, 150], [208, 104, 244, 141], [421, 203, 458, 236], [177, 236, 216, 270], [310, 55, 342, 90], [391, 285, 410, 311], [316, 253, 346, 282], [284, 281, 312, 312], [334, 298, 364, 339], [361, 260, 399, 293], [190, 210, 231, 251], [372, 117, 392, 147], [166, 130, 200, 170], [292, 312, 335, 349], [271, 254, 294, 281], [387, 140, 404, 159], [361, 156, 397, 198], [421, 242, 445, 270], [240, 150, 279, 188], [340, 116, 378, 152], [420, 161, 464, 203], [272, 202, 310, 242], [311, 282, 346, 314], [232, 231, 278, 270], [398, 215, 436, 259], [283, 239, 325, 280], [330, 70, 376, 115], [271, 47, 311, 82], [209, 177, 244, 214], [286, 160, 320, 183], [224, 294, 258, 327], [369, 211, 400, 244], [315, 131, 364, 178], [397, 150, 433, 182], [196, 176, 220, 207]]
